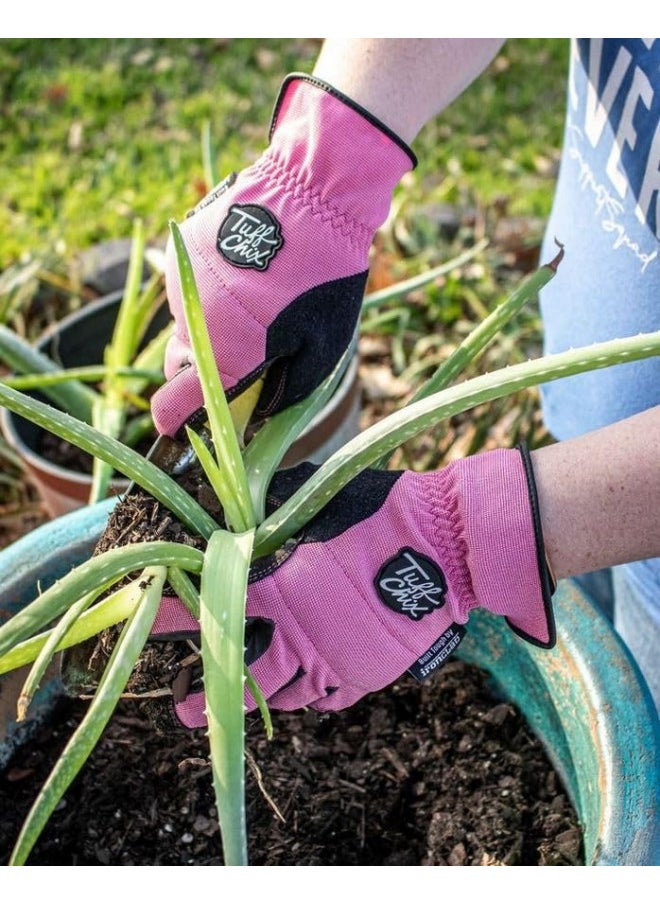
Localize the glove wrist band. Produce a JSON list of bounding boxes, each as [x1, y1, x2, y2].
[[511, 443, 557, 647], [427, 446, 556, 649], [270, 72, 418, 168]]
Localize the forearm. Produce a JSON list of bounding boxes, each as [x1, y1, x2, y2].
[[532, 406, 660, 580], [313, 39, 505, 143]]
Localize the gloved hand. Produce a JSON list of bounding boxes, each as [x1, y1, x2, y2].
[[151, 445, 556, 728], [151, 73, 416, 437]]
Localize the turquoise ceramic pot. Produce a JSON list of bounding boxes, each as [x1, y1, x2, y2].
[[0, 499, 658, 864]]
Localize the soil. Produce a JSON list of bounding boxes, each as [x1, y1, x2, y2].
[[0, 478, 583, 867], [0, 661, 582, 866]]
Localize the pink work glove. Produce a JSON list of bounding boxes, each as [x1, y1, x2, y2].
[[152, 445, 556, 728], [151, 74, 416, 437]]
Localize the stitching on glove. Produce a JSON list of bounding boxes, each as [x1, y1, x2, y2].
[[256, 359, 289, 417], [427, 467, 474, 620], [254, 153, 373, 250], [269, 563, 343, 691], [249, 540, 299, 582]]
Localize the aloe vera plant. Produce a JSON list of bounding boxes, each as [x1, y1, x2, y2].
[[1, 230, 660, 867], [0, 219, 170, 505]]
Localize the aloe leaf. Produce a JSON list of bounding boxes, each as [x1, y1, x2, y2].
[[0, 323, 96, 421], [105, 219, 147, 370], [89, 395, 124, 505], [9, 566, 165, 866], [370, 246, 564, 470], [245, 667, 273, 741], [0, 541, 203, 659], [0, 382, 219, 539], [201, 529, 255, 866], [91, 220, 149, 504], [361, 238, 489, 313], [410, 244, 564, 406], [253, 329, 660, 557], [360, 306, 410, 335], [126, 272, 167, 358], [185, 426, 239, 526], [166, 567, 201, 620], [0, 581, 144, 677], [1, 366, 164, 390], [120, 411, 156, 448], [229, 378, 264, 448], [129, 323, 171, 395], [169, 220, 255, 532], [17, 589, 100, 720], [242, 343, 355, 522]]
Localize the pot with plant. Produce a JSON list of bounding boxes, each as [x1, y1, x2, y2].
[[0, 220, 171, 517], [0, 224, 659, 866]]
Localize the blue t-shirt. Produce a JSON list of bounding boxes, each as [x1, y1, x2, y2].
[[539, 38, 660, 598]]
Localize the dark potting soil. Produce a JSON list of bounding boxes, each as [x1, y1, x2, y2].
[[0, 476, 583, 866], [0, 660, 582, 866], [39, 431, 96, 474], [39, 429, 156, 476]]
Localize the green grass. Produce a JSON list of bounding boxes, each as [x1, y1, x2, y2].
[[0, 39, 568, 273], [414, 39, 569, 216], [0, 39, 321, 269]]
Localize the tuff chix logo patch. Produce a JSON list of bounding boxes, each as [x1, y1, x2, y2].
[[217, 204, 284, 271], [375, 548, 447, 621]]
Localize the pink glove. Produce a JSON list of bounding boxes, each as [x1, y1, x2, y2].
[[152, 445, 556, 728], [151, 74, 416, 437]]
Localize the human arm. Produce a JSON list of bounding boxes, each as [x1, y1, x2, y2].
[[533, 405, 660, 579]]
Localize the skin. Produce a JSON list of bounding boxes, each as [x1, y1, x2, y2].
[[313, 38, 505, 144], [313, 38, 660, 582], [531, 407, 660, 580]]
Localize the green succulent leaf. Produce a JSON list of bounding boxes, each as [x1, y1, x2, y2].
[[9, 566, 166, 866]]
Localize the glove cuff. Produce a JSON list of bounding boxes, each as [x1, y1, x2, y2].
[[269, 73, 417, 167], [260, 73, 416, 240], [433, 446, 556, 648]]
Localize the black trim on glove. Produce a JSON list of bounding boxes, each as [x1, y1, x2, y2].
[[270, 73, 418, 169], [509, 443, 557, 649]]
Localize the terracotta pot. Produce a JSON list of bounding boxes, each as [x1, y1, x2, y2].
[[0, 295, 362, 517], [0, 497, 658, 864]]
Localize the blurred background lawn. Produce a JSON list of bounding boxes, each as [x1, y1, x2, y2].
[[0, 38, 571, 535], [0, 38, 568, 270]]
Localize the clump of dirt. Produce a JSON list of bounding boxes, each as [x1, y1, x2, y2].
[[0, 660, 582, 866]]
